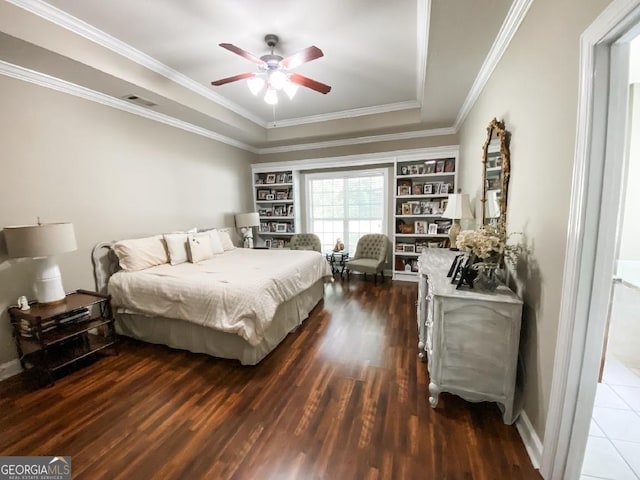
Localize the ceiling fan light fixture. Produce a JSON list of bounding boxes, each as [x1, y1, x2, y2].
[[283, 80, 299, 100], [247, 75, 265, 95], [264, 88, 278, 105], [269, 70, 287, 90]]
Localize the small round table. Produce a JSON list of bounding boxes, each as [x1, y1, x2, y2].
[[325, 251, 350, 277]]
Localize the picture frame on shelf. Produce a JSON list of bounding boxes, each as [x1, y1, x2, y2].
[[286, 172, 293, 183], [428, 223, 438, 235], [265, 193, 275, 200], [444, 158, 455, 172], [409, 165, 419, 175], [287, 223, 295, 233], [273, 205, 286, 216], [424, 161, 436, 174], [418, 165, 425, 174], [276, 173, 286, 184], [412, 204, 422, 215], [265, 174, 276, 184], [259, 222, 269, 233], [412, 184, 423, 195], [275, 190, 287, 200], [420, 201, 433, 214], [256, 175, 265, 185], [440, 183, 451, 195], [401, 203, 412, 215], [265, 239, 272, 249], [415, 241, 427, 253], [423, 184, 433, 194], [398, 185, 411, 196], [414, 221, 427, 234], [435, 160, 445, 173], [439, 198, 448, 213], [403, 244, 416, 253], [259, 208, 272, 217], [395, 243, 406, 253], [257, 189, 269, 200], [287, 205, 294, 217], [400, 165, 409, 175], [275, 223, 287, 233]]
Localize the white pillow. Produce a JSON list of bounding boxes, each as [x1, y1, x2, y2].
[[187, 234, 213, 263], [112, 235, 168, 272], [207, 230, 224, 254], [163, 233, 189, 265], [217, 230, 235, 251]]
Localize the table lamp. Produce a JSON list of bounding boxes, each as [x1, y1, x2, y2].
[[4, 221, 77, 304], [442, 192, 474, 250], [235, 212, 260, 248]]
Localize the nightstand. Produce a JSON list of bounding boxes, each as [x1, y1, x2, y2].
[[8, 290, 118, 386]]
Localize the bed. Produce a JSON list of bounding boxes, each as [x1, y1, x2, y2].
[[92, 229, 332, 365]]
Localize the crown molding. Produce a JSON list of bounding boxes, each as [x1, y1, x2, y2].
[[417, 0, 430, 105], [453, 0, 534, 130], [268, 101, 421, 129], [6, 0, 266, 127], [257, 126, 456, 154], [252, 145, 460, 172], [0, 60, 257, 152]]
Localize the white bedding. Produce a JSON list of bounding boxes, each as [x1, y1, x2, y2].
[[108, 248, 332, 346]]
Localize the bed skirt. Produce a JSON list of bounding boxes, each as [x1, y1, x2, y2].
[[115, 279, 324, 365]]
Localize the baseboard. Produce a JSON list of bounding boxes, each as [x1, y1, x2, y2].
[[516, 410, 542, 469], [0, 359, 23, 382]]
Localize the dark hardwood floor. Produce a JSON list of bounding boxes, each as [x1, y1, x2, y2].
[[0, 279, 541, 480]]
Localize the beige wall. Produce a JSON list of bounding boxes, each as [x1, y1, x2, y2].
[[458, 0, 612, 440], [0, 75, 255, 366]]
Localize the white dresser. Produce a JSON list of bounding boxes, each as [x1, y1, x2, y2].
[[417, 249, 523, 424]]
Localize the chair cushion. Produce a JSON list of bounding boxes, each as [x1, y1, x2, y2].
[[347, 258, 383, 274]]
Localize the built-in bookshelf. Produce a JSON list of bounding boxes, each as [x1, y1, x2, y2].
[[252, 168, 300, 249], [393, 155, 458, 281]]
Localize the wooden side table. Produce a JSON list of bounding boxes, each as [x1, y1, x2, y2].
[[7, 289, 117, 386]]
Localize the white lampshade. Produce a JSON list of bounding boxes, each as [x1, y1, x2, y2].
[[235, 212, 260, 229], [247, 75, 265, 96], [269, 70, 287, 90], [283, 80, 299, 100], [264, 88, 278, 105], [4, 222, 77, 304], [442, 193, 474, 220], [486, 190, 501, 219], [5, 222, 77, 258]]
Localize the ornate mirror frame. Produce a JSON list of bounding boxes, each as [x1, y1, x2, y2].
[[481, 118, 511, 225]]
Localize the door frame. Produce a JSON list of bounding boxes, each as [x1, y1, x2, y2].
[[541, 1, 640, 478]]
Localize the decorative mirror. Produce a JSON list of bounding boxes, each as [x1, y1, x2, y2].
[[481, 118, 511, 225]]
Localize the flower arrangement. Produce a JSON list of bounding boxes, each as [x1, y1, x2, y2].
[[456, 221, 524, 266]]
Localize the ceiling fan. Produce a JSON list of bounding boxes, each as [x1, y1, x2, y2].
[[211, 34, 331, 105]]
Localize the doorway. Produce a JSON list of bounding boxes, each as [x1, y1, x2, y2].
[[541, 2, 640, 479]]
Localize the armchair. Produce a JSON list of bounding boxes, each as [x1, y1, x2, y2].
[[346, 233, 390, 283], [289, 233, 322, 252]]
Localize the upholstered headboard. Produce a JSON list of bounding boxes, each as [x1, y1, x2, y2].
[[91, 227, 241, 295]]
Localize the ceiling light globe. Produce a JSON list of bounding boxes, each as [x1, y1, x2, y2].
[[264, 88, 278, 105], [247, 76, 265, 96], [269, 70, 287, 90], [283, 80, 299, 100]]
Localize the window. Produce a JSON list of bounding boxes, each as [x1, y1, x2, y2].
[[306, 169, 387, 253]]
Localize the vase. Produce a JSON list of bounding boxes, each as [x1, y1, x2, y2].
[[473, 262, 501, 292]]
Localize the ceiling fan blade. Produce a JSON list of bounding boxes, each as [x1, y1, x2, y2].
[[211, 72, 255, 86], [219, 43, 265, 66], [289, 73, 332, 94], [280, 46, 324, 70]]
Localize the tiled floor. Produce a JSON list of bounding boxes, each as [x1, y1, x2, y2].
[[581, 358, 640, 479]]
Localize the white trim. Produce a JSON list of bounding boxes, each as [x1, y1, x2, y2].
[[0, 60, 257, 153], [267, 101, 420, 129], [541, 1, 640, 479], [453, 0, 534, 130], [417, 0, 430, 105], [251, 145, 460, 173], [0, 359, 22, 382], [516, 411, 543, 470], [5, 0, 266, 127], [257, 127, 457, 154]]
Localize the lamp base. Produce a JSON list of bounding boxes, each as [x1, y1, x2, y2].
[[33, 257, 66, 304], [240, 228, 254, 249], [448, 220, 461, 250]]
